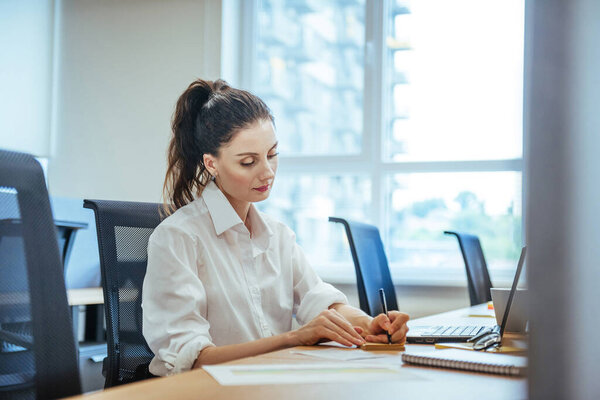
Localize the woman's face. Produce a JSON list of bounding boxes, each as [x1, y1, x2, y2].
[[204, 119, 278, 208]]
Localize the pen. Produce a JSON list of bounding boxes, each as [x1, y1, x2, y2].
[[378, 288, 392, 344]]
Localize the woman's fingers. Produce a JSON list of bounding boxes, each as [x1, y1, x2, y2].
[[316, 327, 354, 347], [366, 326, 408, 344], [388, 311, 410, 335], [391, 324, 409, 344], [365, 333, 390, 343], [369, 313, 391, 335], [364, 311, 410, 344], [330, 330, 359, 347], [326, 309, 365, 342], [300, 309, 409, 347], [313, 310, 365, 346]]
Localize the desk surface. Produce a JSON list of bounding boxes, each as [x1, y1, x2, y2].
[[67, 287, 104, 306], [0, 287, 103, 307], [66, 304, 527, 400]]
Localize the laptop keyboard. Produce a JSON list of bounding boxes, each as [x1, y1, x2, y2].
[[428, 325, 487, 337]]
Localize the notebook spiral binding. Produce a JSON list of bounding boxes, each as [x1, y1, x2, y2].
[[401, 352, 526, 376]]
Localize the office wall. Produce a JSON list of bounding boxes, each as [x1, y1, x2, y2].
[[337, 283, 469, 320], [49, 0, 222, 202]]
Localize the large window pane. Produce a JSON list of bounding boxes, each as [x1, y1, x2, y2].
[[385, 0, 524, 161], [242, 1, 525, 284], [258, 174, 370, 276], [256, 0, 365, 156], [385, 171, 522, 273]]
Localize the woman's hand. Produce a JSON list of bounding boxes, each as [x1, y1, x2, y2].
[[288, 309, 366, 347], [363, 311, 410, 344]]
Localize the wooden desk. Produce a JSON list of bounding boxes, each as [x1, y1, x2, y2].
[[0, 288, 105, 352], [65, 304, 527, 400], [67, 287, 105, 343], [68, 287, 104, 306], [0, 287, 103, 306]]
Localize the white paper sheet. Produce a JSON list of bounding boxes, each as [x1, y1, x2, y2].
[[290, 348, 393, 361], [203, 363, 414, 386]]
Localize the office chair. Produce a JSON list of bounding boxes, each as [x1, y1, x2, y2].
[[83, 199, 162, 387], [328, 217, 397, 317], [444, 231, 493, 305], [0, 149, 81, 399]]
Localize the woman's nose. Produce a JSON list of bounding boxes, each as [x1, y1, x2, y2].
[[260, 160, 276, 180]]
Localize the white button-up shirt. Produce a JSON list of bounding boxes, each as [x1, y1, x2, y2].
[[142, 181, 348, 376]]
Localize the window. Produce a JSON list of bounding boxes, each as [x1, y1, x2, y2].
[[241, 0, 524, 285], [0, 1, 54, 157]]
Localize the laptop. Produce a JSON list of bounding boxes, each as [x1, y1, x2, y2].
[[406, 246, 526, 344]]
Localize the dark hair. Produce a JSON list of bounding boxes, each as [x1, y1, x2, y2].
[[163, 79, 274, 215]]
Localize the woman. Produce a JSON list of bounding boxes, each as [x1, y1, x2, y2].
[[142, 79, 409, 376]]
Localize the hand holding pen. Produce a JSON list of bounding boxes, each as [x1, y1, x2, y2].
[[362, 288, 410, 344]]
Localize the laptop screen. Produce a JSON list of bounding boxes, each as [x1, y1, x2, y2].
[[499, 246, 527, 337]]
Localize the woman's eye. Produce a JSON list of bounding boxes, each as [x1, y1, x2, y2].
[[268, 152, 279, 159], [241, 161, 255, 167]]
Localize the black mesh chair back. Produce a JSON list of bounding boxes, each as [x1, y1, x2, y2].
[[444, 231, 493, 305], [329, 217, 397, 316], [0, 150, 81, 399], [83, 199, 162, 387]]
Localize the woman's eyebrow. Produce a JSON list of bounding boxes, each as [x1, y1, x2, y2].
[[235, 142, 278, 157]]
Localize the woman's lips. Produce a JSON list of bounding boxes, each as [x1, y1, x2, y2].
[[254, 184, 269, 192]]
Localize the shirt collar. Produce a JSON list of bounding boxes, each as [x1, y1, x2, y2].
[[202, 180, 242, 236], [202, 181, 273, 251]]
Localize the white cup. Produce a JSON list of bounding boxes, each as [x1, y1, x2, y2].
[[490, 288, 528, 332]]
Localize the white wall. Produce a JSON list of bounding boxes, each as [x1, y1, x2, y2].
[[336, 283, 470, 319], [49, 0, 222, 202]]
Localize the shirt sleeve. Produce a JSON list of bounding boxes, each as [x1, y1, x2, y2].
[[290, 234, 348, 326], [142, 224, 214, 376]]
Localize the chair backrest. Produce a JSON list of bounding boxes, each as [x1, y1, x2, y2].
[[0, 149, 81, 399], [444, 231, 493, 305], [329, 217, 397, 316], [83, 199, 162, 387]]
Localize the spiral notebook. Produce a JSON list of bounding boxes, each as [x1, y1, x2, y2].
[[401, 349, 527, 376]]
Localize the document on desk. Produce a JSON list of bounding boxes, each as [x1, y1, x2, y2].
[[203, 363, 419, 386], [290, 348, 400, 362]]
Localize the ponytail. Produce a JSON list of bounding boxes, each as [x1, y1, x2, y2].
[[162, 79, 273, 216]]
